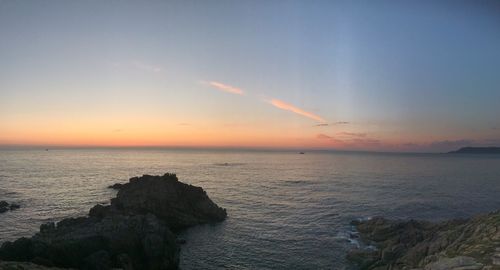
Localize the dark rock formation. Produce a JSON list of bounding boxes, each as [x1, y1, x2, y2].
[[104, 173, 227, 230], [347, 211, 500, 269], [0, 214, 178, 269], [0, 201, 7, 213], [448, 146, 500, 154], [107, 183, 124, 190], [0, 201, 20, 213], [0, 173, 227, 270]]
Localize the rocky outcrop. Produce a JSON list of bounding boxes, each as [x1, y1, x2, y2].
[[347, 211, 500, 269], [97, 173, 227, 230], [0, 173, 227, 270], [107, 183, 123, 190], [0, 214, 178, 269], [0, 201, 20, 213]]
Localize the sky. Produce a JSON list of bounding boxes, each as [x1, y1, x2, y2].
[[1, 0, 500, 152]]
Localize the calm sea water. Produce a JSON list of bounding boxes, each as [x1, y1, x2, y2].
[[1, 149, 499, 269]]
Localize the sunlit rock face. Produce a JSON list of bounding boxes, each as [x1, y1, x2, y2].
[[347, 211, 500, 270], [0, 173, 227, 270]]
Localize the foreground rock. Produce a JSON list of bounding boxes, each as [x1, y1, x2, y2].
[[107, 183, 123, 190], [0, 201, 20, 213], [0, 261, 73, 269], [347, 211, 500, 269], [0, 173, 227, 270]]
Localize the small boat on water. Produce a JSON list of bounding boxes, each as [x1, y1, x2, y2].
[[299, 152, 305, 154]]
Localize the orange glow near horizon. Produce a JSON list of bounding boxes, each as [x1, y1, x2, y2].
[[0, 118, 459, 152], [0, 81, 492, 152], [0, 90, 488, 152], [0, 108, 487, 152]]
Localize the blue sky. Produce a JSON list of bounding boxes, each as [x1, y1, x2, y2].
[[1, 0, 499, 151]]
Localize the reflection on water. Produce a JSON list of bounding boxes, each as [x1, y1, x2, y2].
[[1, 149, 499, 269]]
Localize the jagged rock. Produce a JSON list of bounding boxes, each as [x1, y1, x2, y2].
[[104, 173, 227, 230], [347, 211, 500, 270], [0, 201, 21, 213], [107, 183, 124, 190], [0, 201, 19, 213], [1, 214, 178, 269], [88, 204, 107, 219], [0, 173, 226, 270]]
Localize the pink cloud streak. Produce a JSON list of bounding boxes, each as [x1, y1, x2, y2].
[[207, 81, 245, 95], [268, 99, 326, 122]]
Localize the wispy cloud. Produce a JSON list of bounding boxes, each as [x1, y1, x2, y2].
[[201, 81, 326, 122], [337, 132, 367, 137], [316, 133, 380, 148], [132, 61, 163, 73], [206, 81, 245, 95], [316, 133, 345, 144], [314, 121, 349, 127], [267, 99, 326, 122], [317, 133, 333, 139], [350, 138, 380, 146]]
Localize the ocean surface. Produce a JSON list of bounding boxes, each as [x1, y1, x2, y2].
[[1, 149, 500, 269]]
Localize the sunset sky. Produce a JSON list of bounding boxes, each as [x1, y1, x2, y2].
[[1, 1, 500, 152]]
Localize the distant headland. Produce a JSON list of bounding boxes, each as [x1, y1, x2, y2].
[[448, 147, 500, 154]]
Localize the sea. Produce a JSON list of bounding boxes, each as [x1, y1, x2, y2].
[[0, 149, 499, 269]]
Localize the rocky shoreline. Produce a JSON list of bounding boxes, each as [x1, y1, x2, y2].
[[0, 173, 227, 270], [347, 212, 500, 270], [2, 173, 499, 270]]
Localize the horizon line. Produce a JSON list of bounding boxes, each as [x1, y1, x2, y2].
[[0, 144, 450, 154]]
